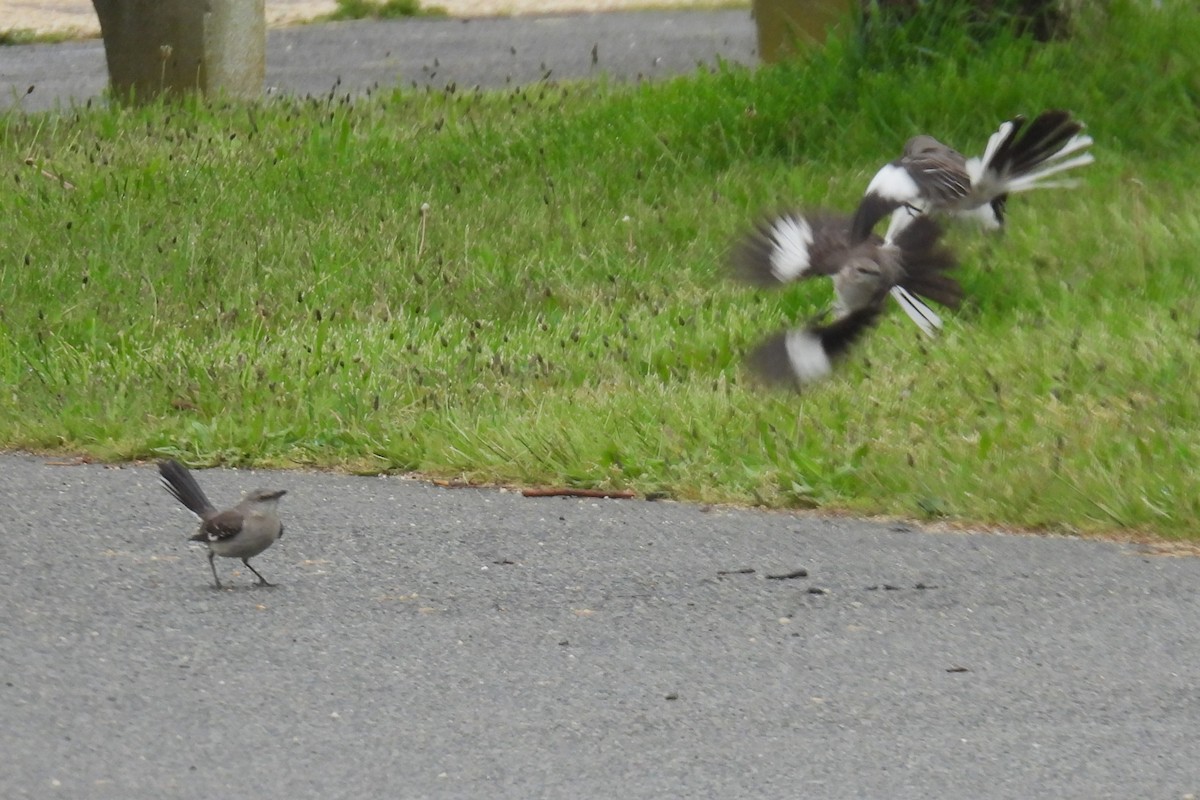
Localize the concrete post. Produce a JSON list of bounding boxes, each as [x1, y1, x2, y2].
[[751, 0, 854, 63], [92, 0, 265, 102]]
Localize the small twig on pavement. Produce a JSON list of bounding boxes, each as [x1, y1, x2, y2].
[[521, 488, 636, 499]]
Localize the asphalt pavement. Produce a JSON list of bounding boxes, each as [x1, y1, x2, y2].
[[0, 10, 757, 112], [2, 452, 1199, 798]]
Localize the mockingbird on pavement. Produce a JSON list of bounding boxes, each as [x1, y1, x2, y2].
[[159, 459, 287, 589], [729, 209, 959, 388], [851, 109, 1095, 242]]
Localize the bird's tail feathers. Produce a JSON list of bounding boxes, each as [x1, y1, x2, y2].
[[158, 459, 217, 519], [1003, 110, 1091, 175], [888, 215, 963, 327], [969, 110, 1094, 197], [888, 286, 942, 338], [897, 270, 963, 311], [998, 151, 1095, 194], [978, 117, 1019, 171]]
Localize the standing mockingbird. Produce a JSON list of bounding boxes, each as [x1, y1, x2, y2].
[[729, 210, 959, 388], [158, 459, 287, 589], [851, 109, 1095, 242]]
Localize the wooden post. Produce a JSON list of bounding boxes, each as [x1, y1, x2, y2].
[[92, 0, 265, 102], [751, 0, 854, 63]]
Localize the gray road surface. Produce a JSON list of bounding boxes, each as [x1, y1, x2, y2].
[[2, 452, 1198, 798], [0, 11, 757, 112]]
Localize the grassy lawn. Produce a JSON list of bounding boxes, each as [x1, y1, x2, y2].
[[317, 0, 446, 21], [1, 1, 1197, 536]]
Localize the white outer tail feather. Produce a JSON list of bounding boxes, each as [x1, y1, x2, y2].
[[889, 286, 942, 338], [998, 152, 1096, 194], [978, 119, 1017, 171], [968, 127, 1095, 193], [1047, 133, 1095, 161]]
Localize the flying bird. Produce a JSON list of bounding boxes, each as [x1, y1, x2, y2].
[[728, 209, 959, 388], [851, 109, 1095, 242]]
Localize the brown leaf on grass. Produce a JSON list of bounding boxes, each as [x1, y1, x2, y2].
[[24, 157, 75, 190]]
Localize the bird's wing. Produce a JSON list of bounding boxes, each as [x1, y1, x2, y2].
[[193, 510, 245, 543], [886, 215, 963, 335], [852, 150, 972, 240], [729, 210, 855, 286], [900, 151, 973, 206], [745, 304, 885, 389]]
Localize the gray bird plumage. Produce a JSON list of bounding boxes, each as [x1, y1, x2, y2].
[[728, 210, 959, 389], [852, 109, 1095, 241], [159, 459, 287, 589]]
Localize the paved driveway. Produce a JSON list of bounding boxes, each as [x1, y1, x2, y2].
[[2, 453, 1198, 798], [0, 10, 756, 111]]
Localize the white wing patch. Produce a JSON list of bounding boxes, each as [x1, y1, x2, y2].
[[766, 215, 816, 283], [864, 163, 921, 203], [783, 329, 833, 384]]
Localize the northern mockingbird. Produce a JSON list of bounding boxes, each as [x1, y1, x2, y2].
[[852, 109, 1095, 242], [158, 459, 287, 589], [729, 211, 959, 388]]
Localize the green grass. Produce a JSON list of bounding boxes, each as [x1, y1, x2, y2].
[[2, 0, 1198, 536], [318, 0, 446, 20], [0, 28, 84, 46]]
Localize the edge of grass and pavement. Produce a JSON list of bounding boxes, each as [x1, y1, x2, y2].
[[1, 0, 1197, 537]]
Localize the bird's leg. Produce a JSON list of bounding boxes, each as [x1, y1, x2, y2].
[[207, 550, 222, 590], [243, 559, 273, 587]]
